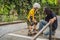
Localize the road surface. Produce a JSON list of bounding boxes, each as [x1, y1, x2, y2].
[[0, 16, 60, 40]]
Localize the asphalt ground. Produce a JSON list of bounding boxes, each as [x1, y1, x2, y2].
[[0, 16, 60, 40]]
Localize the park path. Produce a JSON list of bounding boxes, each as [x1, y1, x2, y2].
[[0, 16, 60, 40]]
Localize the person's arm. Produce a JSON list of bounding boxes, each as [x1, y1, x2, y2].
[[28, 9, 34, 22], [49, 17, 56, 24]]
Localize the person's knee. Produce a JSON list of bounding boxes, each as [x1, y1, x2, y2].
[[40, 20, 44, 22], [40, 20, 44, 23], [34, 21, 37, 25], [39, 20, 44, 25], [30, 22, 34, 26], [31, 23, 33, 26], [40, 20, 47, 25]]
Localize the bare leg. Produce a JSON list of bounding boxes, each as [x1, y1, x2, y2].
[[34, 25, 37, 30], [29, 26, 33, 31], [28, 26, 33, 36]]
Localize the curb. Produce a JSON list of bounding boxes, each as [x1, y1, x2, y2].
[[0, 20, 25, 26]]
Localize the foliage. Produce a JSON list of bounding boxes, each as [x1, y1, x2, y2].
[[0, 0, 60, 22]]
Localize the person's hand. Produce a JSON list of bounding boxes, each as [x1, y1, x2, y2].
[[49, 19, 55, 24], [49, 17, 56, 24]]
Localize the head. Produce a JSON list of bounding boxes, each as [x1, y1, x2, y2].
[[44, 7, 52, 15], [33, 3, 41, 11]]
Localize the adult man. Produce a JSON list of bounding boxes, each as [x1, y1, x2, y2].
[[39, 7, 58, 35]]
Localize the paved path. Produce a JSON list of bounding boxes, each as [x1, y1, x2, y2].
[[0, 16, 60, 40], [0, 23, 27, 38]]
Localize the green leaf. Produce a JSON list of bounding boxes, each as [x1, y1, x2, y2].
[[42, 0, 46, 4]]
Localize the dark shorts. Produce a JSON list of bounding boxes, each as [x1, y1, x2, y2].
[[27, 16, 37, 26], [27, 20, 37, 26]]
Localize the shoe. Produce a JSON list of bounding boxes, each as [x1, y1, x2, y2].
[[28, 30, 33, 36], [33, 29, 38, 35]]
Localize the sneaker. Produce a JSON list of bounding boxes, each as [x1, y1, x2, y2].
[[33, 29, 38, 34], [28, 30, 33, 36]]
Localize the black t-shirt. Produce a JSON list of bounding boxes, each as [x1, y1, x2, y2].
[[45, 13, 58, 30]]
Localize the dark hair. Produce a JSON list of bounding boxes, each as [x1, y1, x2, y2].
[[44, 7, 52, 15]]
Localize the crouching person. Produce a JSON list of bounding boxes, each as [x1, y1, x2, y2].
[[39, 7, 58, 36]]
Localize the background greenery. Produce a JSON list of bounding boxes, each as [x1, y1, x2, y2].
[[0, 0, 60, 22]]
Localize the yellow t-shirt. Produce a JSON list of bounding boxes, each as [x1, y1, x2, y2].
[[27, 8, 35, 21]]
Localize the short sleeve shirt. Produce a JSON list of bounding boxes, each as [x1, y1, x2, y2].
[[45, 13, 58, 30], [27, 9, 35, 21]]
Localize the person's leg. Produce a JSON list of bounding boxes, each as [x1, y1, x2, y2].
[[39, 20, 47, 31], [28, 21, 33, 36], [28, 26, 33, 36], [44, 30, 55, 36], [27, 20, 30, 29], [33, 17, 37, 30], [44, 26, 55, 36], [33, 22, 38, 34], [29, 26, 32, 30], [34, 25, 37, 30], [33, 22, 37, 31], [39, 20, 55, 36], [29, 22, 33, 32], [33, 20, 37, 30], [33, 25, 37, 34], [28, 24, 33, 36]]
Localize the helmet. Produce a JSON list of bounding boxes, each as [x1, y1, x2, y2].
[[33, 3, 41, 9]]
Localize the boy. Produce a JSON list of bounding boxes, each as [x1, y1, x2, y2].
[[27, 3, 41, 35]]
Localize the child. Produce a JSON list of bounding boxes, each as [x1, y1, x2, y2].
[[27, 3, 41, 35]]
